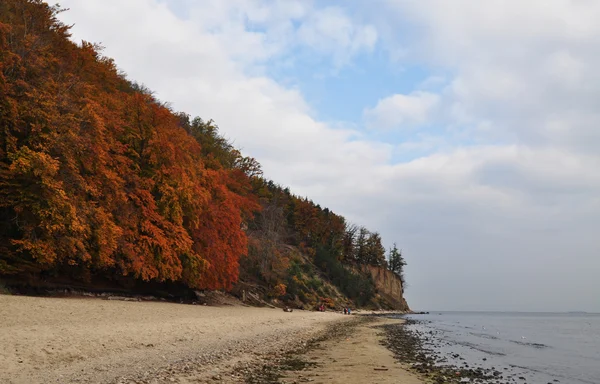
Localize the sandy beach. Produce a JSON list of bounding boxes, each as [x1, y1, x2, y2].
[[0, 294, 420, 384]]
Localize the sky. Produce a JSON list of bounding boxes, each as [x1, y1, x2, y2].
[[57, 0, 600, 312]]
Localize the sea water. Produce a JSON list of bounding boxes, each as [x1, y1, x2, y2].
[[402, 312, 600, 384]]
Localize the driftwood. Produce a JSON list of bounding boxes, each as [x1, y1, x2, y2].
[[106, 296, 140, 302]]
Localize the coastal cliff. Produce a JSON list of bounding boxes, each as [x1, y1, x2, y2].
[[363, 265, 410, 311]]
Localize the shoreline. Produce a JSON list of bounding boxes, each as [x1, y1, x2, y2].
[[248, 316, 424, 384]]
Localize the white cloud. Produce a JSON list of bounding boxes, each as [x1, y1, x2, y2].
[[364, 92, 439, 129], [418, 75, 447, 90], [296, 6, 378, 66], [383, 0, 600, 151]]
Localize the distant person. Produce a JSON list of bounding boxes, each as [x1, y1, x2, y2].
[[343, 307, 347, 315], [348, 308, 351, 315]]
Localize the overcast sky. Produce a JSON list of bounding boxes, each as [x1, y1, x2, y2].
[[57, 0, 599, 312]]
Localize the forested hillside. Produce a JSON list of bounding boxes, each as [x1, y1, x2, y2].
[[0, 0, 408, 309]]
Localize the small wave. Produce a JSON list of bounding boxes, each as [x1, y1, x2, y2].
[[469, 332, 499, 340], [444, 323, 475, 330], [510, 340, 550, 349], [454, 340, 507, 356]]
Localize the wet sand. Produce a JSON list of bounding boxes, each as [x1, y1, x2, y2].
[[278, 317, 424, 384]]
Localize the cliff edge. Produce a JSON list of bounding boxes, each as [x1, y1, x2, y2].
[[362, 265, 410, 311]]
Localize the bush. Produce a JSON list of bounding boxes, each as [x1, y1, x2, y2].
[[272, 283, 286, 297], [288, 261, 302, 278], [285, 275, 299, 297], [298, 290, 308, 303], [301, 262, 313, 275], [321, 297, 335, 308], [307, 277, 322, 290]]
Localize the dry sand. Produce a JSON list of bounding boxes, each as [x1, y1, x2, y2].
[[0, 294, 421, 384]]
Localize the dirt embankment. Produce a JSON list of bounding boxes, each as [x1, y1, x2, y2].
[[362, 266, 410, 311]]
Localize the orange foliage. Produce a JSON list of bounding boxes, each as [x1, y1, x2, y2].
[[321, 297, 335, 309], [273, 283, 286, 297], [0, 1, 259, 290], [190, 169, 259, 290]]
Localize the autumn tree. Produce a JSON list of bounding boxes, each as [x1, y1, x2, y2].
[[365, 232, 387, 267]]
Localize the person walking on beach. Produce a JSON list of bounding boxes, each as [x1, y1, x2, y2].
[[343, 307, 347, 315]]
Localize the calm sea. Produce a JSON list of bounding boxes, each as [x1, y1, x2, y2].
[[403, 312, 600, 384]]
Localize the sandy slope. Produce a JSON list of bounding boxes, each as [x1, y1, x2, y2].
[[0, 294, 349, 384]]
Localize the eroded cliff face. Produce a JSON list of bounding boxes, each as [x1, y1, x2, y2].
[[362, 265, 410, 311]]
